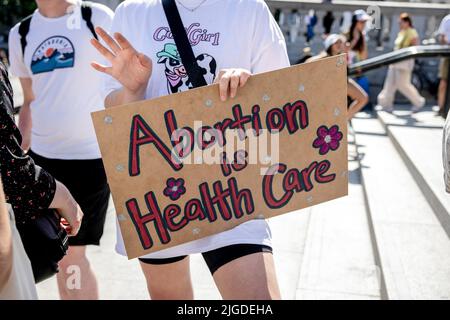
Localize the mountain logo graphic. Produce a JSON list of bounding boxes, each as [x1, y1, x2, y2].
[[30, 36, 75, 74]]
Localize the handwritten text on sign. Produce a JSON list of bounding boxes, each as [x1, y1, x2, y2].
[[92, 55, 348, 259]]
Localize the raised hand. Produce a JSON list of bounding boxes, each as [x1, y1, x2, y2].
[[91, 27, 152, 95]]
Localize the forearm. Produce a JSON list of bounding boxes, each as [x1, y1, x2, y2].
[[410, 37, 419, 47], [49, 180, 77, 213], [360, 44, 368, 60], [18, 100, 31, 129], [0, 179, 13, 290], [105, 87, 146, 108], [347, 99, 366, 119], [18, 102, 32, 149]]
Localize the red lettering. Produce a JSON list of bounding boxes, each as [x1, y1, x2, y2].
[[129, 114, 182, 176], [125, 192, 170, 250]]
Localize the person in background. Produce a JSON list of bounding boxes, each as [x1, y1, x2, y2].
[[0, 178, 12, 295], [443, 110, 450, 193], [0, 49, 9, 68], [377, 13, 425, 113], [0, 61, 82, 299], [347, 9, 371, 110], [8, 0, 112, 299], [307, 34, 368, 119], [0, 178, 37, 300], [296, 47, 312, 64], [322, 11, 335, 37], [288, 9, 301, 44], [437, 14, 450, 117], [304, 9, 318, 44], [347, 9, 370, 62]]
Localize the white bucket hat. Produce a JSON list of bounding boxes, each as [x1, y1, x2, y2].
[[324, 34, 346, 51], [354, 9, 371, 22]]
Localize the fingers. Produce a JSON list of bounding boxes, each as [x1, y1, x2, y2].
[[95, 27, 121, 54], [229, 71, 240, 99], [90, 38, 115, 62], [137, 53, 152, 70], [60, 214, 81, 237], [218, 69, 232, 101], [91, 61, 112, 75], [114, 32, 134, 51], [239, 71, 251, 87], [217, 69, 251, 101], [214, 70, 226, 84]]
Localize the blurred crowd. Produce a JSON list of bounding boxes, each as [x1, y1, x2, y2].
[[289, 9, 450, 117]]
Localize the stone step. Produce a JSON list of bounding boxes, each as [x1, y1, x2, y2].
[[377, 108, 450, 238], [293, 130, 381, 300], [353, 114, 450, 300]]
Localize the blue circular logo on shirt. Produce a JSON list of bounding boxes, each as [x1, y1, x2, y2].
[[30, 36, 75, 74]]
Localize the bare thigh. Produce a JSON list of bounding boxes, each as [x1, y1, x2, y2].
[[139, 256, 194, 300], [212, 252, 281, 300]]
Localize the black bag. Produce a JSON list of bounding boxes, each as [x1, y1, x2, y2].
[[161, 0, 207, 88], [16, 209, 69, 283]]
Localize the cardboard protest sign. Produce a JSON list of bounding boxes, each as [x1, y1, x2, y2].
[[92, 55, 348, 259]]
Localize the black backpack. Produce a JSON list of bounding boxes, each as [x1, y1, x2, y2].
[[18, 1, 98, 57]]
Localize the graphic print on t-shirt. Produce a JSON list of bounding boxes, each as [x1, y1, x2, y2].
[[157, 43, 217, 94], [30, 36, 75, 74]]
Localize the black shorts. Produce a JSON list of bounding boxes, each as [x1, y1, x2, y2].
[[139, 244, 273, 275], [29, 150, 110, 246]]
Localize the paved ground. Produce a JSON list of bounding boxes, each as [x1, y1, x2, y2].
[[36, 132, 383, 300]]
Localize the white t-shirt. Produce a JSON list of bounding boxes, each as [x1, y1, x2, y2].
[[8, 2, 113, 159], [438, 14, 450, 44], [107, 0, 290, 259], [0, 207, 38, 300]]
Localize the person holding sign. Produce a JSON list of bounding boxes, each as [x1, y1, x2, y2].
[[91, 0, 290, 299]]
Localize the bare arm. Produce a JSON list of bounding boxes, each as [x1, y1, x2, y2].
[[91, 27, 250, 107], [347, 78, 368, 120], [359, 41, 369, 60], [0, 178, 12, 291], [410, 37, 419, 46], [104, 86, 146, 108], [18, 78, 34, 151]]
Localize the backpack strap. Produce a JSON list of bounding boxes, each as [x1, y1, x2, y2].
[[81, 1, 98, 40], [161, 0, 207, 88], [18, 15, 33, 58], [18, 3, 98, 58]]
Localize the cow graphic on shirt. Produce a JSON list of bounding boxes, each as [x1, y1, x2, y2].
[[157, 43, 216, 94], [30, 36, 75, 74]]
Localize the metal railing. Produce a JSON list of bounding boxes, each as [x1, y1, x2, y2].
[[347, 44, 450, 117], [348, 45, 450, 75], [268, 0, 450, 62]]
